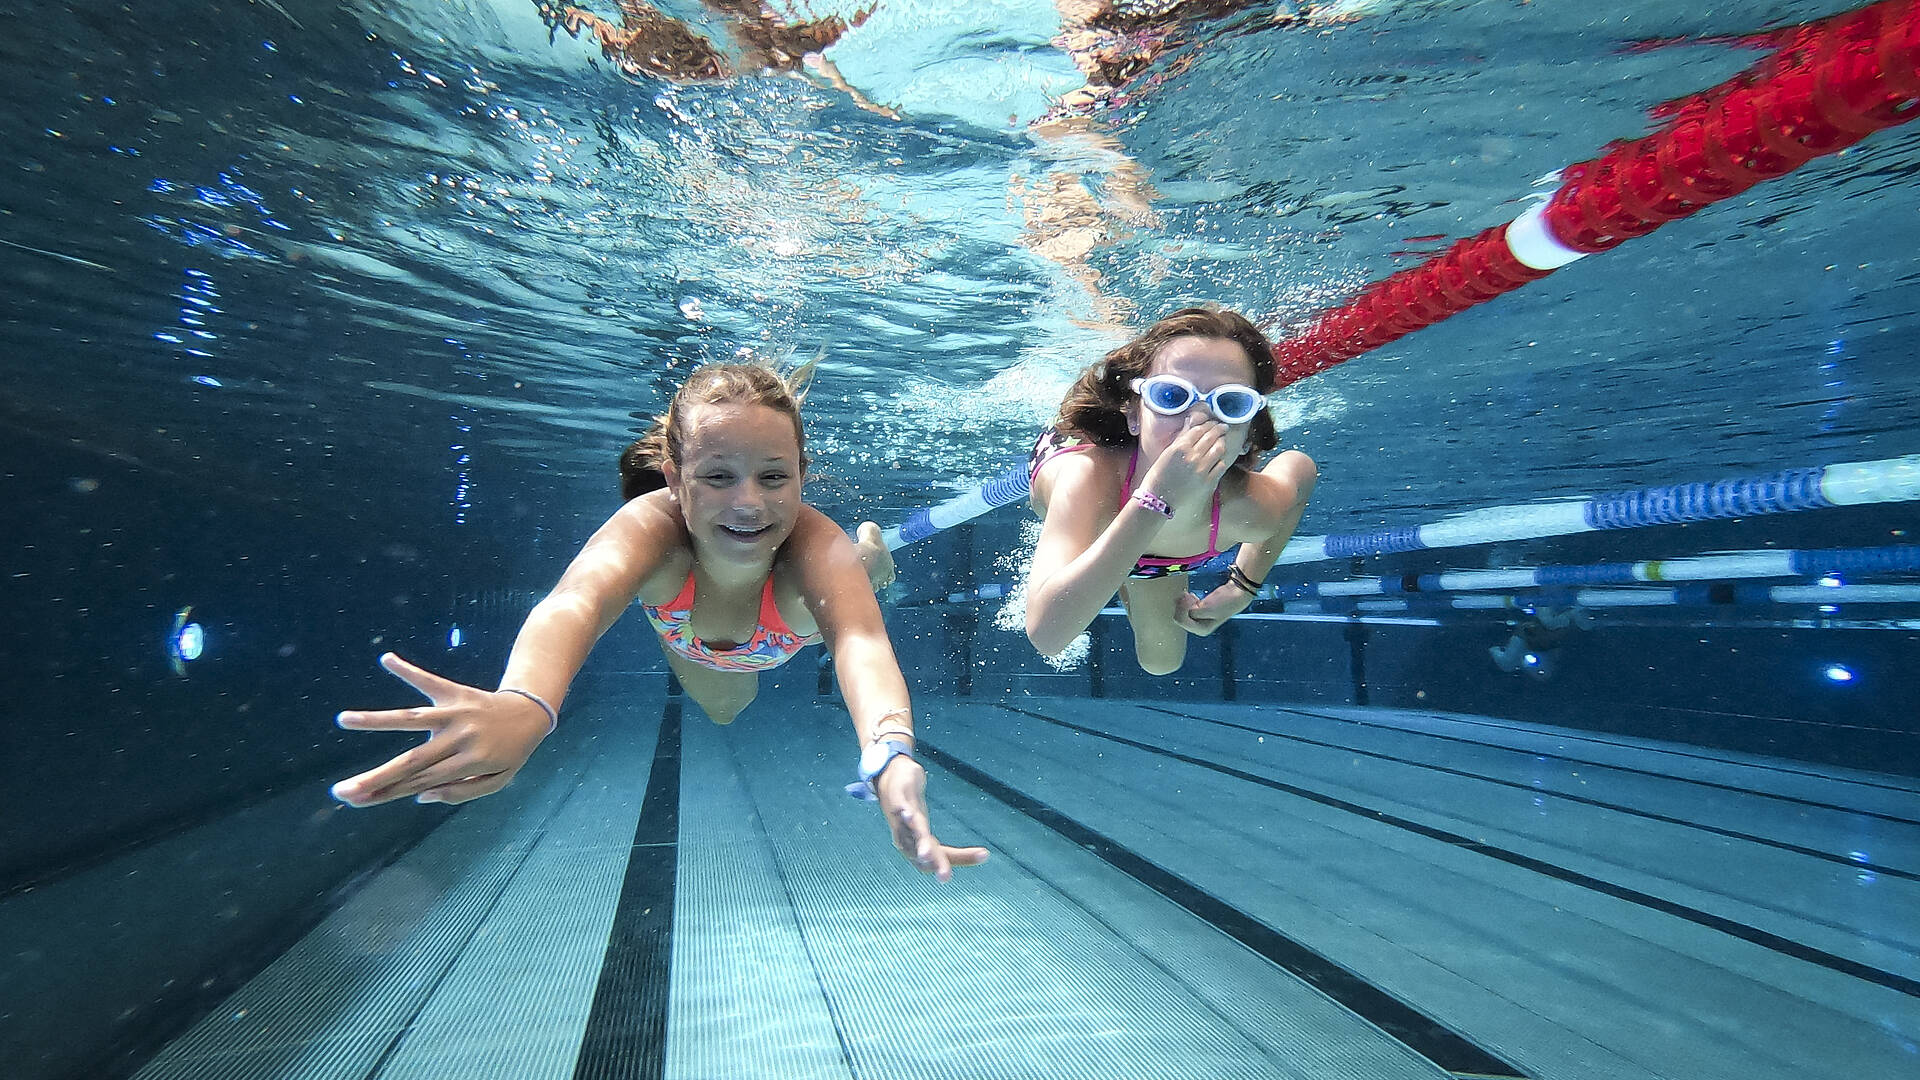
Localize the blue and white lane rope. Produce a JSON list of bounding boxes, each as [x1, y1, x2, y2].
[[880, 451, 1920, 557], [1344, 583, 1920, 612], [1276, 453, 1920, 566], [1287, 543, 1920, 598], [881, 462, 1031, 551]]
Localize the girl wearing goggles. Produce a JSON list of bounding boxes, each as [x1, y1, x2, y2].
[[1025, 306, 1318, 674]]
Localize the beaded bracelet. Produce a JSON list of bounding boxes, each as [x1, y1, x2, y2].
[[1131, 489, 1174, 518]]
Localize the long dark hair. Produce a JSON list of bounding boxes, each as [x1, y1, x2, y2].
[[1053, 305, 1279, 465], [619, 358, 818, 500]]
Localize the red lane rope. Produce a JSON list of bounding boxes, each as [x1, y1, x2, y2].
[[1270, 0, 1920, 389]]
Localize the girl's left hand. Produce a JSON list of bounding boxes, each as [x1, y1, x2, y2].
[[1173, 586, 1253, 637], [874, 756, 990, 882]]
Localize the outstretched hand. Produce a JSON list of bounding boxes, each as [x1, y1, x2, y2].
[[873, 756, 990, 883], [330, 653, 552, 808], [1172, 584, 1253, 637]]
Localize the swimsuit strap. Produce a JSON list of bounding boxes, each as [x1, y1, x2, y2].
[[654, 569, 698, 617], [755, 573, 803, 641], [649, 570, 801, 644]]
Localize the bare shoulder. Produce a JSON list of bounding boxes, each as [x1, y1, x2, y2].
[[773, 506, 872, 635], [1031, 441, 1126, 517], [784, 504, 858, 558], [1229, 450, 1318, 534], [605, 490, 693, 603], [775, 506, 861, 592]]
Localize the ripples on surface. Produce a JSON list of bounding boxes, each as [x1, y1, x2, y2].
[[2, 0, 1915, 535]]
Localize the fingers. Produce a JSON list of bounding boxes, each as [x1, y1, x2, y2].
[[378, 652, 464, 703], [415, 771, 511, 805], [890, 806, 988, 882], [943, 845, 991, 867], [330, 738, 460, 807], [918, 832, 953, 883], [335, 705, 437, 732]]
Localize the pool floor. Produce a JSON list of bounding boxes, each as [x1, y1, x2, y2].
[[131, 685, 1920, 1080]]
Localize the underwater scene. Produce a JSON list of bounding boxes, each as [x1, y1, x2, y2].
[[3, 1, 1918, 1078]]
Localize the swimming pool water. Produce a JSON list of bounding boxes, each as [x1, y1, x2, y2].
[[2, 1, 1915, 1077]]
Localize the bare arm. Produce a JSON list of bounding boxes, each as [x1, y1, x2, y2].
[[330, 495, 684, 807], [498, 494, 685, 707], [788, 508, 989, 881], [1024, 450, 1169, 656], [1175, 450, 1318, 637], [788, 507, 910, 742]]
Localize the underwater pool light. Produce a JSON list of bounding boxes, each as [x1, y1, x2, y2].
[[168, 606, 204, 676], [1824, 664, 1855, 683], [1523, 653, 1540, 666], [449, 625, 464, 649]]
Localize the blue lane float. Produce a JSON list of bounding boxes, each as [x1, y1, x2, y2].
[[1278, 453, 1920, 566], [882, 462, 1031, 550]]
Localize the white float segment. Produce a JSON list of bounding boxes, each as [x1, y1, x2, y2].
[[1503, 202, 1589, 271], [1820, 454, 1920, 506], [929, 488, 1000, 529], [1319, 579, 1388, 596], [1449, 596, 1517, 610], [1416, 501, 1593, 550], [1572, 588, 1680, 607], [1769, 585, 1920, 604], [1274, 536, 1329, 565], [1355, 599, 1411, 612], [1432, 569, 1545, 591], [1640, 552, 1796, 581]]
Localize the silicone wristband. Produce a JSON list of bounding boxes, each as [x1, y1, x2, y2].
[[499, 688, 558, 733]]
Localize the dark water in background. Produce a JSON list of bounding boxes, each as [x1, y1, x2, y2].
[[2, 1, 1918, 1077]]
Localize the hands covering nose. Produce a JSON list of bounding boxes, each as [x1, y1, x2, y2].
[[1139, 413, 1235, 511]]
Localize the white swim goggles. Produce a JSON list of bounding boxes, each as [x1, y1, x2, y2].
[[1130, 374, 1267, 425]]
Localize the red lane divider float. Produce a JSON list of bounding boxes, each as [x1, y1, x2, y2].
[[1271, 0, 1920, 387]]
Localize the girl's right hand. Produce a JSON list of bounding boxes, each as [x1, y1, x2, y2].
[[1138, 415, 1235, 509], [330, 653, 553, 807]]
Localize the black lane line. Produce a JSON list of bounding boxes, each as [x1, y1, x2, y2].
[[1131, 705, 1920, 882], [725, 733, 861, 1075], [912, 743, 1529, 1080], [574, 697, 683, 1080], [1269, 703, 1920, 816], [361, 779, 593, 1078], [997, 704, 1920, 1001]]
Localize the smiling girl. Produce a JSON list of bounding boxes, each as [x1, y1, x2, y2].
[[1025, 306, 1317, 673], [331, 361, 986, 881]]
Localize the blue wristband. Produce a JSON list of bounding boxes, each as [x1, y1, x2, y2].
[[845, 738, 914, 801]]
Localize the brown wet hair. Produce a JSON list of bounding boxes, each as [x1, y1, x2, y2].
[[1052, 304, 1278, 465], [620, 359, 817, 500]]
